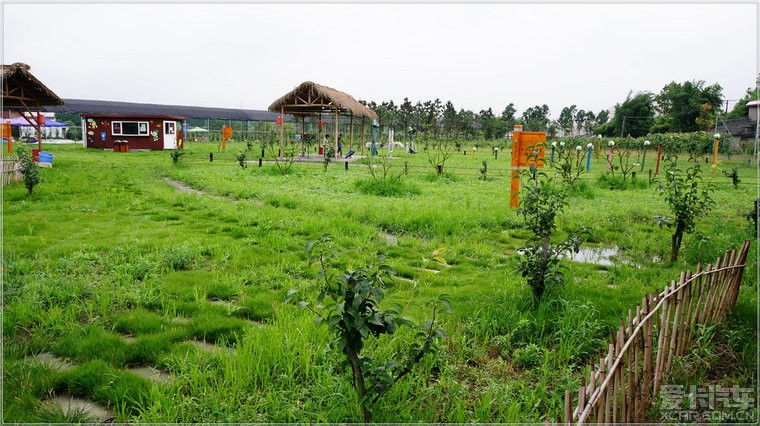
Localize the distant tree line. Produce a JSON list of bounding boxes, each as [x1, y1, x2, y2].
[[360, 79, 752, 141]]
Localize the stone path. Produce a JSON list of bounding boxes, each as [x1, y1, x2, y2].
[[49, 394, 114, 423]]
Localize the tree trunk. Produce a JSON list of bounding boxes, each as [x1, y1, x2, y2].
[[347, 348, 371, 423], [670, 224, 684, 262]]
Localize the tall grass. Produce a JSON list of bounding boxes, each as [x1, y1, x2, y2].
[[3, 143, 755, 422]]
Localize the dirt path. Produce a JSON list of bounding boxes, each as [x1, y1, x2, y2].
[[163, 177, 240, 204]]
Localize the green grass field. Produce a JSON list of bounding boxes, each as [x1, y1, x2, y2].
[[3, 141, 756, 422]]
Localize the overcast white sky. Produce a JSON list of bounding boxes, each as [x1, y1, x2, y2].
[[2, 2, 758, 118]]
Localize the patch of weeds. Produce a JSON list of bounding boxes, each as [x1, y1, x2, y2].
[[423, 172, 461, 183], [112, 309, 169, 336], [237, 289, 279, 321], [206, 281, 239, 301], [2, 358, 63, 422], [354, 178, 421, 197], [55, 360, 151, 416], [264, 195, 300, 209], [123, 332, 179, 366], [53, 326, 129, 367], [511, 343, 546, 369], [566, 179, 595, 199], [595, 173, 648, 190], [188, 312, 250, 344], [160, 243, 199, 271]]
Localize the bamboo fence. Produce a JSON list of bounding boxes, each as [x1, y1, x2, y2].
[[2, 156, 21, 186], [563, 240, 751, 425]]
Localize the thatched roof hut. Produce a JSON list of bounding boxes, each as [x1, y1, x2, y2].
[[2, 62, 64, 151], [268, 81, 377, 157], [268, 81, 377, 120], [2, 62, 63, 109]]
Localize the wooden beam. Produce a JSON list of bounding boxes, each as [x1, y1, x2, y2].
[[361, 117, 366, 156], [349, 114, 354, 151]]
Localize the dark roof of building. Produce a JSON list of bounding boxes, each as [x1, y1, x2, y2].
[[82, 113, 187, 120], [2, 62, 63, 109], [42, 98, 288, 121], [722, 116, 757, 139]]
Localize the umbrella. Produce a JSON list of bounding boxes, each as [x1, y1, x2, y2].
[[1, 116, 68, 127]]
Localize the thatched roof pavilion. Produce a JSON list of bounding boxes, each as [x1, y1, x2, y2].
[[2, 62, 63, 108], [268, 81, 377, 156], [2, 62, 64, 151]]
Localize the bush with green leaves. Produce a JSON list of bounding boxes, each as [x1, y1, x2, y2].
[[16, 145, 40, 195], [292, 236, 450, 423], [516, 163, 582, 304], [235, 152, 247, 169], [169, 149, 185, 166], [722, 166, 740, 189], [747, 199, 758, 238], [655, 153, 714, 262], [322, 145, 335, 172]]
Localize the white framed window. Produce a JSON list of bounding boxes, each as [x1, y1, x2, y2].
[[112, 121, 149, 136]]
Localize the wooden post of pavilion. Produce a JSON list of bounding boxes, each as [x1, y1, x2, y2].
[[279, 106, 285, 158], [301, 116, 306, 156], [334, 107, 339, 158], [349, 114, 354, 152], [361, 118, 366, 156]]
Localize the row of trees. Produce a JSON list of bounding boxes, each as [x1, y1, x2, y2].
[[361, 98, 612, 142], [361, 79, 756, 141]]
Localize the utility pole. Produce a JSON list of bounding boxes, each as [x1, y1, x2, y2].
[[620, 116, 626, 137]]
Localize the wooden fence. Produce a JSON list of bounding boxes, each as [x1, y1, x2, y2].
[[563, 240, 751, 424], [2, 156, 22, 186]]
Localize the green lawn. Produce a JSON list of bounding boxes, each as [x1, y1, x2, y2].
[[3, 141, 756, 422]]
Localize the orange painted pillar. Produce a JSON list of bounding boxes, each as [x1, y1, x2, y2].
[[3, 123, 11, 153], [509, 125, 523, 208]]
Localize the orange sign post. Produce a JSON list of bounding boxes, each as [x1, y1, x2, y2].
[[509, 125, 546, 208], [3, 123, 11, 153], [221, 126, 232, 151]]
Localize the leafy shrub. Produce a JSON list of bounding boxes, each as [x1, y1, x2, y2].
[[516, 163, 583, 304], [16, 145, 40, 195], [235, 152, 247, 169], [293, 236, 450, 423], [654, 153, 714, 261], [169, 149, 185, 165], [512, 343, 545, 368]]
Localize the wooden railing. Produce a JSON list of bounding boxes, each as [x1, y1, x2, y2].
[[2, 156, 22, 187], [564, 240, 751, 424]]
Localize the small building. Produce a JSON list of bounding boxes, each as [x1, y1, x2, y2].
[[81, 113, 186, 150], [722, 100, 758, 151]]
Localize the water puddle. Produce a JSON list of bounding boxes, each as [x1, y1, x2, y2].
[[518, 245, 643, 268], [381, 231, 398, 246], [567, 246, 621, 266]]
